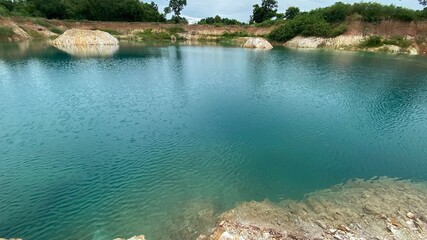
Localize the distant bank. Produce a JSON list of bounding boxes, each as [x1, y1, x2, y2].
[[1, 16, 427, 55]]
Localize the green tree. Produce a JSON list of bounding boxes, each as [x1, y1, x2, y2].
[[31, 0, 67, 18], [164, 6, 171, 15], [284, 6, 300, 19], [250, 0, 278, 23], [169, 0, 186, 17], [322, 2, 350, 23]]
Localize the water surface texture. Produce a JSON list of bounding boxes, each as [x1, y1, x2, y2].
[[1, 43, 427, 239]]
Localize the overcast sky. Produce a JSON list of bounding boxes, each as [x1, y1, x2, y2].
[[153, 0, 424, 23]]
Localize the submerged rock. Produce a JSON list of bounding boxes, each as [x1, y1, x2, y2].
[[52, 29, 119, 46], [114, 235, 145, 240], [242, 37, 273, 50], [203, 177, 427, 240]]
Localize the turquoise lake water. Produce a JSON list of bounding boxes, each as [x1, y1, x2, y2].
[[1, 43, 427, 239]]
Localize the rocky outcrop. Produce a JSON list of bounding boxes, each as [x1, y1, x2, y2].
[[242, 37, 273, 50], [203, 177, 427, 240], [326, 35, 365, 48], [362, 45, 419, 55], [0, 18, 30, 41], [285, 35, 364, 49], [51, 29, 119, 46], [284, 35, 421, 55], [51, 29, 119, 57], [285, 36, 326, 48], [114, 235, 145, 240]]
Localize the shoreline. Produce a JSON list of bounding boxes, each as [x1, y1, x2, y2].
[[6, 177, 425, 240], [1, 17, 427, 56], [200, 177, 427, 240]]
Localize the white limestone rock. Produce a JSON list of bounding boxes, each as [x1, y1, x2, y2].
[[242, 37, 273, 50], [52, 29, 119, 46]]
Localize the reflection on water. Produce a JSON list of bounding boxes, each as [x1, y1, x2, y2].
[[53, 44, 120, 57]]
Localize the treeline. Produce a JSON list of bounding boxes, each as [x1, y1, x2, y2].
[[198, 15, 245, 26], [0, 0, 165, 22], [252, 1, 427, 24], [268, 2, 427, 42], [1, 0, 426, 28], [308, 2, 427, 23]]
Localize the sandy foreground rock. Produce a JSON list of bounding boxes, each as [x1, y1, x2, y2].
[[242, 37, 273, 50], [51, 29, 119, 46], [202, 177, 427, 240], [114, 235, 145, 240]]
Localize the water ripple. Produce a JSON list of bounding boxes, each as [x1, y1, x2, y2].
[[0, 45, 427, 239]]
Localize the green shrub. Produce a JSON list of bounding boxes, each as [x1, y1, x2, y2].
[[32, 18, 51, 27], [135, 29, 171, 40], [352, 3, 384, 22], [359, 35, 413, 48], [330, 24, 348, 37], [19, 26, 45, 39], [391, 7, 417, 22], [0, 26, 14, 41], [254, 19, 282, 27], [359, 35, 383, 48], [269, 14, 348, 42], [383, 36, 411, 48], [296, 14, 333, 37], [198, 16, 245, 25], [268, 21, 299, 42], [0, 5, 9, 15], [416, 34, 426, 45], [312, 2, 351, 23], [33, 18, 64, 34], [48, 26, 64, 34], [221, 31, 250, 38], [166, 26, 185, 34]]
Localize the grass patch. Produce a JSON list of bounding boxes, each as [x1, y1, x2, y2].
[[221, 31, 251, 39], [32, 18, 51, 28], [416, 34, 427, 45], [359, 35, 383, 48], [383, 36, 411, 48], [48, 26, 64, 34], [255, 19, 286, 28], [32, 18, 64, 34], [166, 26, 185, 34], [0, 26, 14, 41], [359, 35, 412, 48], [20, 26, 45, 39]]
